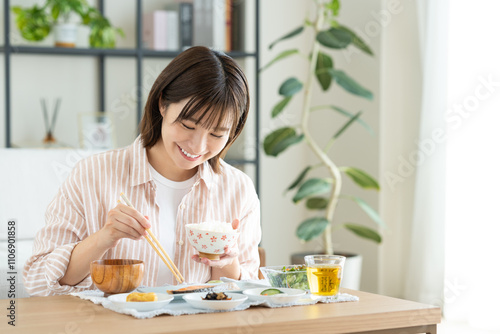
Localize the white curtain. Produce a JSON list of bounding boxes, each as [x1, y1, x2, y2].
[[403, 0, 449, 305], [444, 0, 500, 331]]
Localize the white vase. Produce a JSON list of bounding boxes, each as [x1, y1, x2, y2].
[[53, 23, 78, 48]]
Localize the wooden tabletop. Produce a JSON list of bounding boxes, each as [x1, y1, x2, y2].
[[1, 289, 441, 334]]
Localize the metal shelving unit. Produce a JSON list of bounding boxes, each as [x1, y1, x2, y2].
[[1, 0, 260, 194]]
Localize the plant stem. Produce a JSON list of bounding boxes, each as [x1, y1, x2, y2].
[[300, 1, 342, 255]]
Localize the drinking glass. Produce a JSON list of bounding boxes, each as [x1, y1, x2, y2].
[[304, 255, 346, 300]]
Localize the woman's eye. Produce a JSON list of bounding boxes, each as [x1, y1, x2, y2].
[[211, 133, 224, 139], [182, 123, 194, 130]]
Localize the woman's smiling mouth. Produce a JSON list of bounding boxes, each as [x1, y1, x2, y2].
[[178, 145, 201, 160]]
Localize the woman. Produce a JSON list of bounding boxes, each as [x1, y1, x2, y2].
[[23, 46, 261, 296]]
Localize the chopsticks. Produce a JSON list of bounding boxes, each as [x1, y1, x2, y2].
[[119, 192, 185, 284]]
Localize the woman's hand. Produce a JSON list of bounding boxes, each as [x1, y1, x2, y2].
[[98, 203, 151, 249], [191, 219, 240, 268]]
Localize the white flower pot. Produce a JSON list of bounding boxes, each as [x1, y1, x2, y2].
[[53, 23, 78, 48]]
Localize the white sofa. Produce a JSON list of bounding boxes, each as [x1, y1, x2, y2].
[[0, 148, 100, 298]]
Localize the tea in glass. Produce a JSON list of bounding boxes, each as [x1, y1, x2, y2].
[[304, 255, 346, 298]]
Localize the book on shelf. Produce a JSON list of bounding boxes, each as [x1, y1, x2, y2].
[[142, 10, 179, 51], [193, 0, 226, 51], [179, 2, 194, 50]]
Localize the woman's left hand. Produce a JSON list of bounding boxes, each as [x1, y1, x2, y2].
[[191, 219, 239, 268]]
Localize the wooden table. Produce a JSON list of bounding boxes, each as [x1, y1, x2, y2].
[[1, 289, 440, 334]]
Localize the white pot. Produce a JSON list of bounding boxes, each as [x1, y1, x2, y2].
[[291, 251, 363, 291], [53, 23, 78, 47]]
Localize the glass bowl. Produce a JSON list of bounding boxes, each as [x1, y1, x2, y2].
[[259, 265, 309, 290]]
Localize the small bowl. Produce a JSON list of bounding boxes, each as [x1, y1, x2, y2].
[[90, 259, 144, 295], [259, 265, 309, 290], [183, 292, 248, 310], [243, 288, 306, 305], [185, 223, 239, 260]]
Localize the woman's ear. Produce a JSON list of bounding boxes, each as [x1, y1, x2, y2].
[[158, 100, 166, 117]]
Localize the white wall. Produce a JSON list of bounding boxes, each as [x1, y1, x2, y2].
[[379, 0, 422, 298]]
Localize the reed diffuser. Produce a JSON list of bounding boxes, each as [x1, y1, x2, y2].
[[41, 98, 61, 144]]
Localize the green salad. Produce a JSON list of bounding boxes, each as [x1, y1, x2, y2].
[[265, 265, 309, 290]]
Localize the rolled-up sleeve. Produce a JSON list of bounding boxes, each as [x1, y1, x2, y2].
[[23, 166, 92, 296]]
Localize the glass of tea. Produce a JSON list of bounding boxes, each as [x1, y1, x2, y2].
[[304, 255, 346, 300]]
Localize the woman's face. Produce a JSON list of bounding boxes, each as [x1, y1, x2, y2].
[[156, 98, 232, 180]]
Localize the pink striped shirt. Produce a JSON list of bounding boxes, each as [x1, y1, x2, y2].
[[23, 137, 261, 296]]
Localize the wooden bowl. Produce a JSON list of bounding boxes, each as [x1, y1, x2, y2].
[[90, 259, 144, 295]]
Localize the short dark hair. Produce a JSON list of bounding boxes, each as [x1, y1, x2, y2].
[[140, 46, 250, 173]]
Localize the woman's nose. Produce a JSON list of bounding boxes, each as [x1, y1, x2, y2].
[[189, 131, 208, 154]]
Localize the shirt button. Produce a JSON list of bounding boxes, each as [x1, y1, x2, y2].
[[180, 204, 186, 210], [178, 240, 184, 246]]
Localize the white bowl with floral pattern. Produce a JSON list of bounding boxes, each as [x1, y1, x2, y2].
[[184, 222, 239, 260]]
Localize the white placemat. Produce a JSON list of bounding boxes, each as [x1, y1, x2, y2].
[[70, 285, 359, 319]]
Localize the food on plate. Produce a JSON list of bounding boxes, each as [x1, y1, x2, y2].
[[260, 288, 284, 296], [203, 292, 232, 300], [126, 292, 158, 302], [166, 285, 215, 294], [166, 282, 240, 295], [207, 280, 224, 284]]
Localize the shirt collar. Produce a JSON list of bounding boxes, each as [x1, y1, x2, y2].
[[128, 136, 153, 187]]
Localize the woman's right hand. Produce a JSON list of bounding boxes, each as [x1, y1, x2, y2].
[[98, 203, 151, 248]]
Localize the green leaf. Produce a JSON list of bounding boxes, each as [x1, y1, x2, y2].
[[286, 166, 312, 192], [340, 167, 379, 190], [260, 49, 299, 73], [326, 0, 340, 16], [312, 105, 373, 134], [296, 217, 330, 241], [315, 52, 333, 91], [332, 111, 362, 139], [269, 26, 304, 49], [293, 178, 332, 203], [263, 127, 304, 157], [330, 70, 373, 100], [346, 196, 386, 227], [271, 96, 292, 118], [316, 27, 351, 49], [344, 223, 382, 243], [338, 25, 373, 55], [279, 78, 303, 97], [306, 197, 328, 210]]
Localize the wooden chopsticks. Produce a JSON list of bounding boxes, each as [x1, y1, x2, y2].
[[119, 192, 185, 284]]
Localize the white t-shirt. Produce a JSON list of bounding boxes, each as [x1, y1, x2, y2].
[[149, 165, 196, 286]]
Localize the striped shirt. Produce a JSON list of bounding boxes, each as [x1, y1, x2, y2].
[[23, 137, 261, 296]]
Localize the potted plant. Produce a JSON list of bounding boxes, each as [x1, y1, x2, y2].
[[261, 0, 383, 288], [12, 0, 124, 48]]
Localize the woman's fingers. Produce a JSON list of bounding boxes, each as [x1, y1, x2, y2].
[[231, 219, 240, 230]]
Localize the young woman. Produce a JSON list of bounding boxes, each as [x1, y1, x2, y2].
[[23, 46, 261, 296]]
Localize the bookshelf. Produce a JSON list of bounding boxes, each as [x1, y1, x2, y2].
[[0, 0, 260, 193]]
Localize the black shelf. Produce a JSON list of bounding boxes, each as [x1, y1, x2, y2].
[[2, 0, 260, 195], [3, 45, 257, 59]]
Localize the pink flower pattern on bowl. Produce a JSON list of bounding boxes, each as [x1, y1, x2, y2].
[[184, 223, 239, 256]]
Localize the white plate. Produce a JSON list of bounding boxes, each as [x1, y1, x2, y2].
[[242, 288, 306, 305], [107, 293, 174, 312], [182, 292, 248, 310], [138, 283, 242, 300]]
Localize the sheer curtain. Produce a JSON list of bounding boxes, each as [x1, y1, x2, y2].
[[444, 0, 500, 330], [403, 0, 448, 305]]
